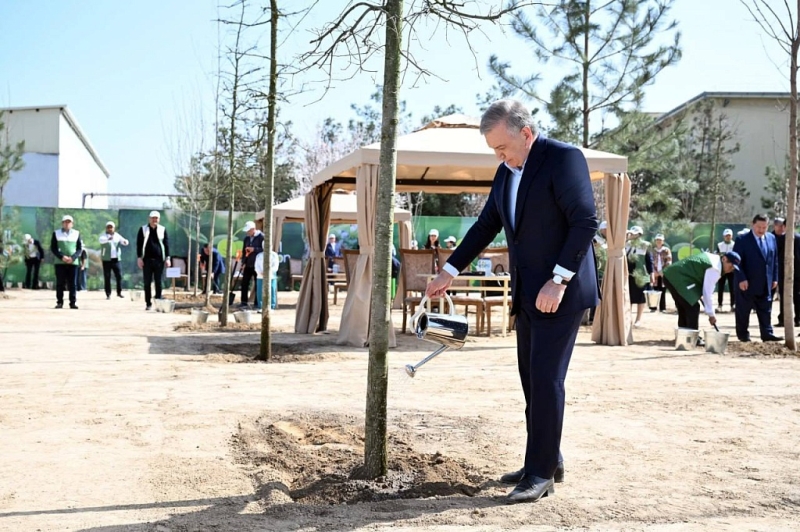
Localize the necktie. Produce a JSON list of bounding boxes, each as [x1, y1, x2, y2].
[[759, 237, 766, 256]]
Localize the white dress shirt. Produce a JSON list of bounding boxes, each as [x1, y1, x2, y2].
[[701, 253, 722, 317]]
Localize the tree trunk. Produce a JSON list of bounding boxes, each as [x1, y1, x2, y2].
[[193, 211, 201, 297], [783, 4, 799, 350], [708, 124, 724, 252], [363, 0, 402, 479], [257, 0, 278, 362], [204, 198, 218, 307], [582, 1, 590, 148]]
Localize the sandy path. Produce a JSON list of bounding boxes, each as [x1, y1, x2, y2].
[[1, 288, 799, 531]]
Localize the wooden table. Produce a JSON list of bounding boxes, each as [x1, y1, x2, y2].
[[421, 274, 511, 337]]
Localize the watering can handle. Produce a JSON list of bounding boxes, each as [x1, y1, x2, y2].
[[412, 293, 456, 323]]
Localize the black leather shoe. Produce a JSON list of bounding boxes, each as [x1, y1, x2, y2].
[[762, 335, 783, 342], [69, 304, 78, 310], [738, 337, 751, 342], [696, 339, 705, 347], [507, 476, 554, 503], [501, 463, 564, 484], [55, 303, 63, 309]]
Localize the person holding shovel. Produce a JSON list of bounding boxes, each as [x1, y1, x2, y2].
[[662, 250, 741, 347]]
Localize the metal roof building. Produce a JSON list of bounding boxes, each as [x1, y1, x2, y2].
[[1, 105, 110, 208]]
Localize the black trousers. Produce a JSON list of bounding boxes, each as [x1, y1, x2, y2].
[[103, 259, 123, 296], [516, 301, 583, 480], [717, 272, 735, 307], [775, 279, 800, 325], [241, 266, 257, 305], [143, 258, 164, 305], [734, 288, 774, 341], [55, 264, 77, 306], [25, 258, 41, 289], [663, 277, 700, 330]]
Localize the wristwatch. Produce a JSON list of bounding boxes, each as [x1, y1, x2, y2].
[[552, 274, 569, 285]]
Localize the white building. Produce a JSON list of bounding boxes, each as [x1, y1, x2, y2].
[[1, 105, 110, 209], [654, 92, 791, 215]]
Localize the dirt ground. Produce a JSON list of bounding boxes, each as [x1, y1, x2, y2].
[[1, 287, 799, 532]]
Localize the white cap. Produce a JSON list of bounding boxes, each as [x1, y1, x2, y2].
[[655, 233, 665, 240], [629, 225, 643, 235], [106, 221, 115, 228], [62, 215, 73, 223], [444, 235, 457, 243], [329, 233, 336, 239], [24, 233, 31, 241], [243, 221, 256, 232], [723, 228, 733, 236], [429, 229, 439, 237], [598, 221, 608, 230], [149, 211, 160, 218]]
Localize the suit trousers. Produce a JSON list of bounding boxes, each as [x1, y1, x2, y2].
[[515, 302, 583, 480], [24, 258, 41, 289], [55, 264, 77, 306], [734, 288, 774, 341], [103, 259, 123, 296], [651, 275, 668, 311], [143, 259, 164, 305], [663, 277, 700, 330]]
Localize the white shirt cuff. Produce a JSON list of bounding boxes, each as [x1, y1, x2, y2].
[[553, 264, 575, 280], [442, 262, 460, 278]]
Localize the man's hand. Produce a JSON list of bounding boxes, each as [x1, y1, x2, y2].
[[165, 259, 171, 268], [122, 239, 129, 246], [709, 315, 717, 327], [772, 281, 778, 290], [537, 280, 566, 313], [425, 271, 454, 298], [62, 256, 73, 265], [739, 280, 748, 291], [137, 258, 144, 269]]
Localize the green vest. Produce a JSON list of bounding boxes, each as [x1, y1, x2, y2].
[[663, 252, 714, 306], [54, 229, 80, 265], [100, 233, 122, 260]]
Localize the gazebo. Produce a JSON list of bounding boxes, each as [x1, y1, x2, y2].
[[301, 115, 632, 346]]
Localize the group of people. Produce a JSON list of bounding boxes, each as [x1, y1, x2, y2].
[[591, 214, 792, 345]]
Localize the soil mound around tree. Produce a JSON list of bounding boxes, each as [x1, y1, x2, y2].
[[728, 340, 800, 358], [232, 413, 484, 507]]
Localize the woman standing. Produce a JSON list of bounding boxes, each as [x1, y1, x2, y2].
[[626, 226, 653, 328]]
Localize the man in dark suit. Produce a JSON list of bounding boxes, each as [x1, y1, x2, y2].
[[325, 234, 340, 270], [733, 214, 782, 342], [426, 99, 598, 504]]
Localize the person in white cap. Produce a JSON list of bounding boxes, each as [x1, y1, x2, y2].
[[23, 233, 45, 289], [136, 211, 170, 311], [444, 236, 457, 249], [648, 233, 672, 312], [716, 228, 736, 312], [99, 221, 129, 299], [424, 228, 440, 250], [50, 215, 82, 309], [239, 220, 264, 307], [625, 225, 652, 327], [325, 233, 340, 270]]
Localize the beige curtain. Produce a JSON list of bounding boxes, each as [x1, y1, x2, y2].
[[294, 183, 333, 333], [338, 164, 397, 347], [392, 219, 413, 309], [271, 212, 284, 252], [592, 173, 632, 345]]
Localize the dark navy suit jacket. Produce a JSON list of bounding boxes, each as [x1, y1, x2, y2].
[[446, 135, 599, 317], [733, 231, 778, 298]]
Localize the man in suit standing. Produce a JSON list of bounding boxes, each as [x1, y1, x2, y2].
[[426, 99, 598, 503], [733, 214, 782, 342], [136, 211, 171, 311], [325, 234, 340, 270], [240, 221, 264, 307]]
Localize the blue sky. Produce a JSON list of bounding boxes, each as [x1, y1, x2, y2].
[[0, 0, 792, 202]]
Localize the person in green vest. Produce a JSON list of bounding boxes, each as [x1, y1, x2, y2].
[[50, 214, 83, 309], [99, 221, 129, 299], [662, 250, 740, 344]]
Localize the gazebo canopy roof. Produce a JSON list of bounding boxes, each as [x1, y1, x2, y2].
[[311, 114, 628, 193], [256, 192, 412, 224]]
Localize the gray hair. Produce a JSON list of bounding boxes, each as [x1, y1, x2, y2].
[[480, 99, 537, 136]]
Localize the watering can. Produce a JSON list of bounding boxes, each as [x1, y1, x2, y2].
[[405, 294, 468, 378]]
